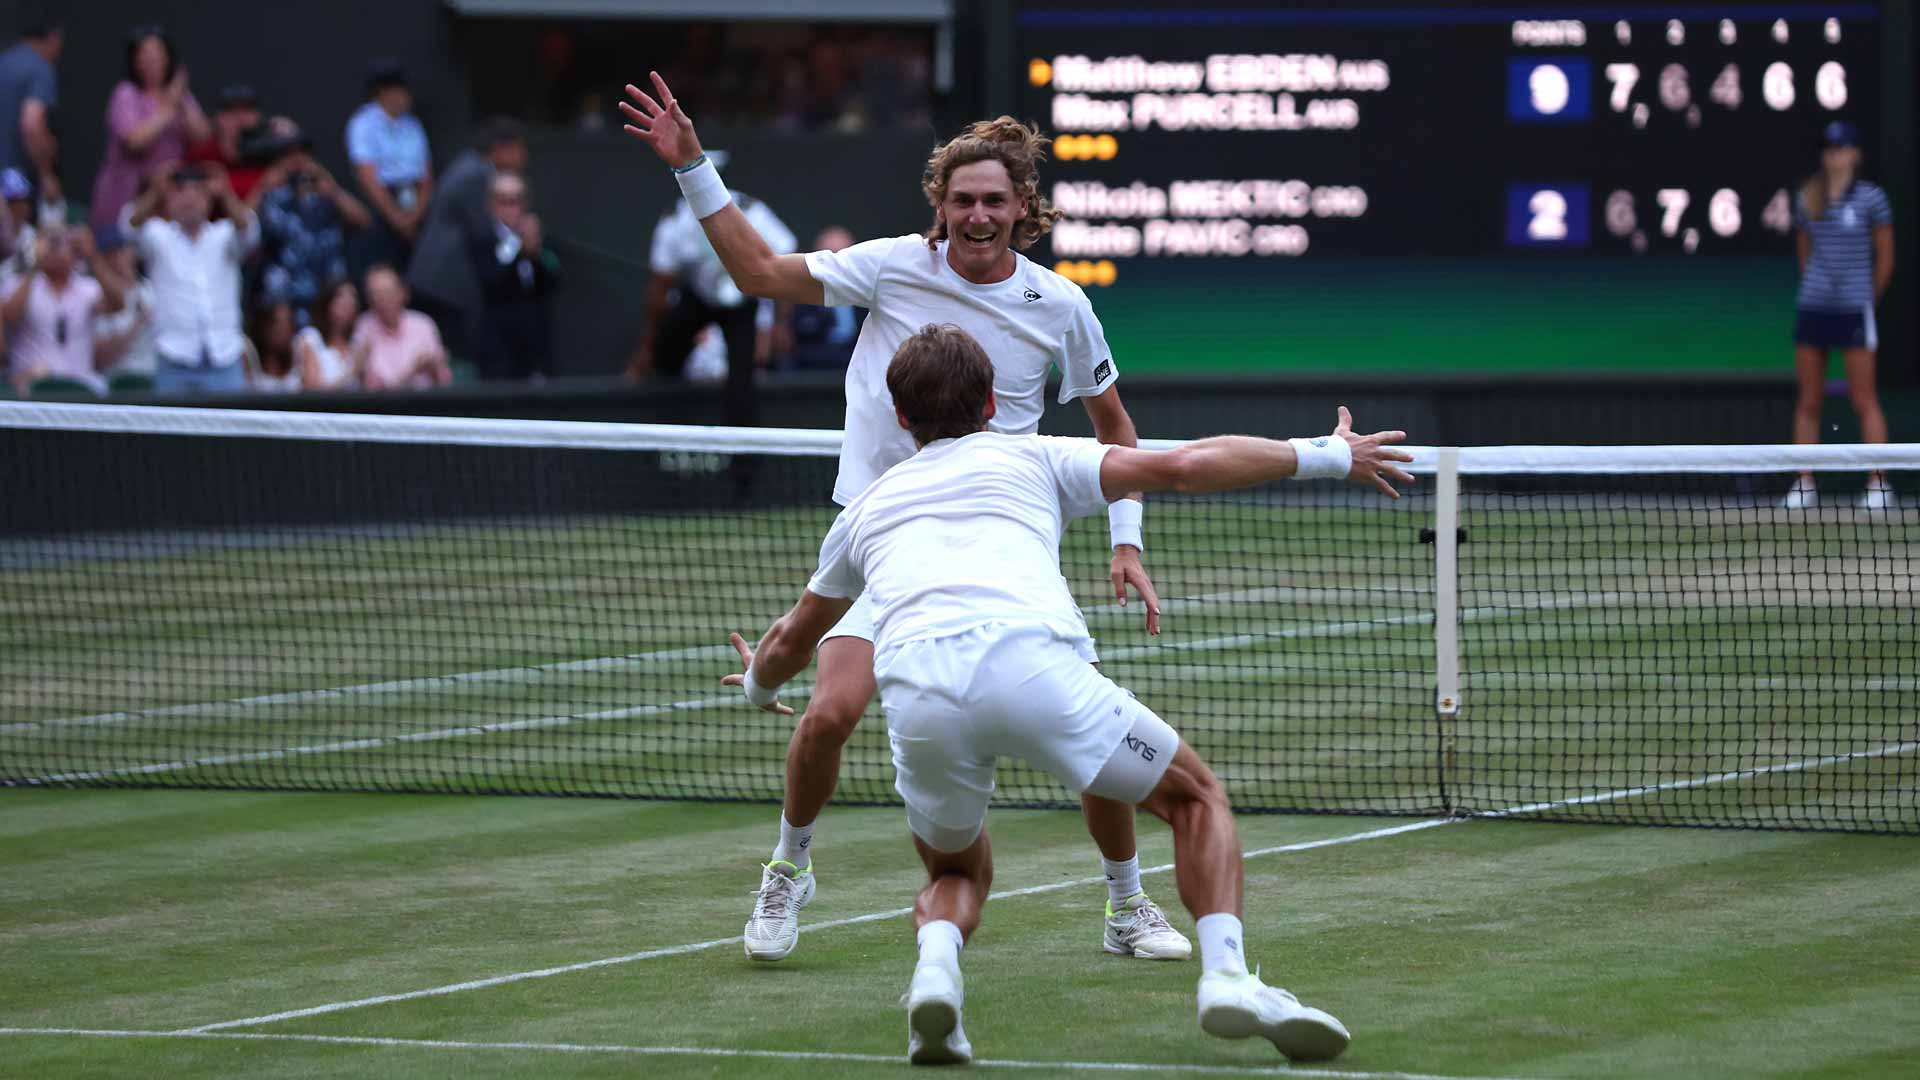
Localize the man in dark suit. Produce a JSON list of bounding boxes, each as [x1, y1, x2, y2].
[[472, 172, 559, 380], [408, 118, 527, 360]]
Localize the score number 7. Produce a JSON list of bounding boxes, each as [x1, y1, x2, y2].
[[1606, 63, 1639, 110]]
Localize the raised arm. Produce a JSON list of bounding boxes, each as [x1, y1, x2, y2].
[[719, 591, 854, 714], [1099, 406, 1414, 501], [620, 73, 823, 306]]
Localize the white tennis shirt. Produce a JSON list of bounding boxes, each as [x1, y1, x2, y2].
[[807, 431, 1115, 659], [805, 235, 1118, 506]]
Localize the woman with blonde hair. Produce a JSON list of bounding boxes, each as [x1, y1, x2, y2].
[[1785, 121, 1895, 510]]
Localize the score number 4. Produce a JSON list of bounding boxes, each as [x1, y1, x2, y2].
[[1605, 62, 1847, 113]]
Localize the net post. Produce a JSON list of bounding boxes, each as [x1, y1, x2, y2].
[[1432, 447, 1462, 813]]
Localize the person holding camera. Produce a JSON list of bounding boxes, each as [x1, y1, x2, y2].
[[250, 134, 372, 311], [122, 161, 258, 395], [2, 223, 128, 395]]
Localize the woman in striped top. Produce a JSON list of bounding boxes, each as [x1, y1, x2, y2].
[[1785, 121, 1895, 510]]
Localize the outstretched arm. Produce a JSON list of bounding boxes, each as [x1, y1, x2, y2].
[[720, 591, 855, 713], [1099, 406, 1414, 501], [620, 73, 823, 306], [1082, 385, 1160, 634]]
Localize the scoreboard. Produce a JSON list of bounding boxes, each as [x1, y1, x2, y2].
[[1014, 1, 1885, 372]]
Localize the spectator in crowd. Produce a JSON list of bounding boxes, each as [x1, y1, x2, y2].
[[295, 278, 365, 390], [2, 224, 127, 395], [250, 132, 371, 310], [0, 15, 62, 204], [784, 225, 863, 371], [353, 263, 451, 390], [408, 118, 527, 358], [628, 153, 794, 428], [472, 171, 559, 380], [1, 167, 39, 278], [90, 225, 156, 379], [123, 162, 259, 395], [186, 84, 271, 202], [248, 300, 301, 392], [347, 62, 432, 278], [90, 27, 211, 236]]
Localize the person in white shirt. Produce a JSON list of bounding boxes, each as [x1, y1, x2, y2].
[[624, 72, 1175, 964], [726, 324, 1413, 1065], [122, 162, 259, 395], [627, 150, 795, 431]]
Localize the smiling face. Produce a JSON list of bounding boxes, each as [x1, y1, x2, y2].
[[939, 159, 1026, 285]]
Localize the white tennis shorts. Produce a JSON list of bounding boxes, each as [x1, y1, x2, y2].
[[876, 622, 1179, 852]]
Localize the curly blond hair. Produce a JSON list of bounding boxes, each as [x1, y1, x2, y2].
[[921, 116, 1064, 251]]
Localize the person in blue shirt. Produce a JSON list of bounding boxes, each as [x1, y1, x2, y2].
[[0, 14, 61, 203], [345, 61, 433, 279], [1785, 121, 1896, 510]]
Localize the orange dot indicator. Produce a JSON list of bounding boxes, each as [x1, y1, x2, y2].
[[1093, 260, 1117, 286], [1029, 58, 1053, 87], [1095, 135, 1118, 160]]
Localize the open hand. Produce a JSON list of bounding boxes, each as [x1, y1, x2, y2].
[[1333, 405, 1416, 498], [619, 72, 706, 169], [719, 632, 794, 714], [1109, 546, 1161, 635]]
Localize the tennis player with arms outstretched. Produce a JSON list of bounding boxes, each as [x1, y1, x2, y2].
[[621, 73, 1190, 964], [721, 324, 1414, 1064]]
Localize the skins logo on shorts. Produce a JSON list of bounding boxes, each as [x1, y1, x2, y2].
[[1094, 359, 1113, 384], [1022, 287, 1042, 303], [1123, 733, 1158, 762]]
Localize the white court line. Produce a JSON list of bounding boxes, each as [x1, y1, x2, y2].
[[4, 584, 1353, 737], [17, 685, 810, 786], [1485, 740, 1920, 818], [180, 818, 1457, 1033], [179, 735, 1918, 1036], [0, 1028, 1527, 1080]]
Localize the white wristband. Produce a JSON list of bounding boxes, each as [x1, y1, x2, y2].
[[674, 157, 731, 219], [742, 667, 780, 708], [1288, 435, 1353, 481], [1107, 498, 1143, 551]]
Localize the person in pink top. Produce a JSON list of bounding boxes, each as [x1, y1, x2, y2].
[[89, 27, 211, 236], [352, 264, 452, 389], [2, 224, 128, 393]]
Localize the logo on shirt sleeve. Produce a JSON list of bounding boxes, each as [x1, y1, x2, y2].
[[1022, 287, 1042, 303], [1093, 359, 1113, 384]]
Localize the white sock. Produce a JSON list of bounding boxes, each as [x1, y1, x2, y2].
[[1102, 855, 1143, 909], [917, 919, 964, 969], [772, 815, 814, 869], [1195, 912, 1248, 976]]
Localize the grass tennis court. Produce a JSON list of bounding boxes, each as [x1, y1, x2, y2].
[[4, 468, 1918, 1076], [4, 790, 1919, 1078]]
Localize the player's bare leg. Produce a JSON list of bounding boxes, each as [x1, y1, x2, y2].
[[1843, 346, 1892, 507], [1786, 344, 1826, 506], [1135, 741, 1350, 1062], [743, 636, 874, 961], [905, 830, 992, 1065], [1083, 791, 1190, 959]]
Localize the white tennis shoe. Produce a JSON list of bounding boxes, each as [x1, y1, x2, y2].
[[743, 860, 814, 961], [1197, 969, 1350, 1062], [1859, 480, 1893, 511], [905, 958, 971, 1065], [1782, 478, 1818, 510], [1103, 893, 1193, 960]]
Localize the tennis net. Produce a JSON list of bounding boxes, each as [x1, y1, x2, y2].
[[2, 402, 1915, 833]]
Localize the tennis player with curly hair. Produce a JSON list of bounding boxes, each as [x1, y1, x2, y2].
[[622, 72, 1187, 966]]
